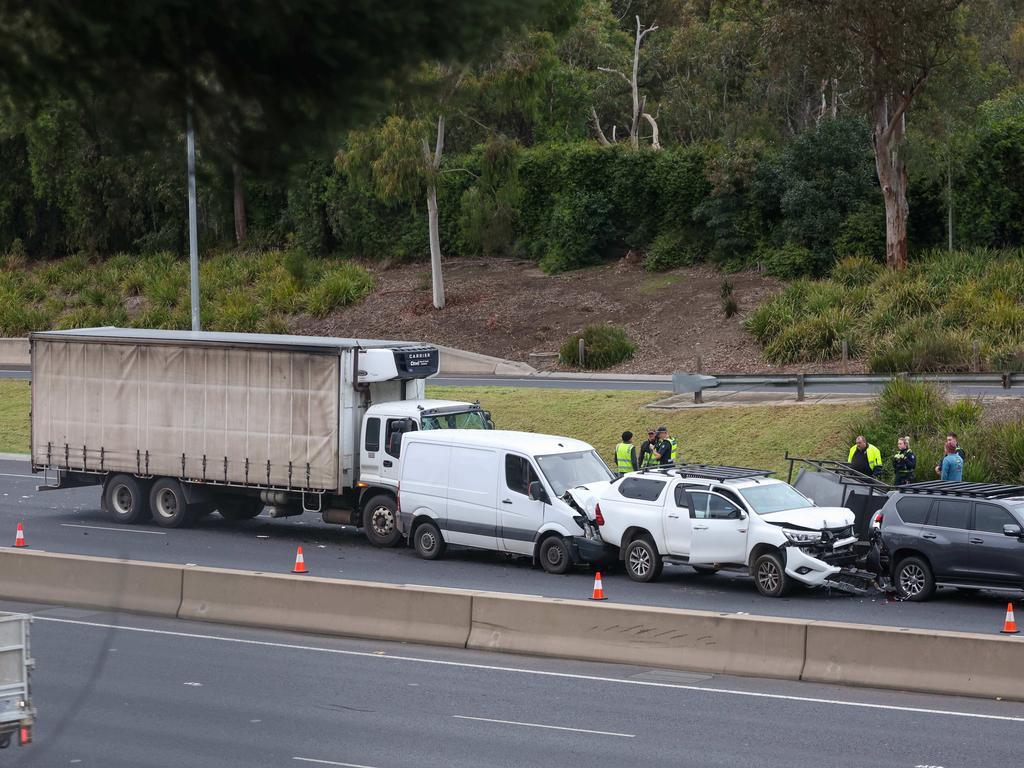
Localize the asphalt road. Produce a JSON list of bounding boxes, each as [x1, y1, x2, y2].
[[5, 598, 1024, 768], [1, 459, 1020, 635]]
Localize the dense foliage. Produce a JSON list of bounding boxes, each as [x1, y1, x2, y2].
[[559, 324, 635, 369]]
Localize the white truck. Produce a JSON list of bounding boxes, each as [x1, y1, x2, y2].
[[29, 328, 493, 546], [566, 464, 872, 597], [0, 613, 34, 750]]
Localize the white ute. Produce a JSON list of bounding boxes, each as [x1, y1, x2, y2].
[[566, 464, 861, 597]]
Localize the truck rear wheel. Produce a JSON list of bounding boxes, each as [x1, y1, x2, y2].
[[105, 474, 150, 524], [363, 495, 402, 547], [149, 479, 196, 528]]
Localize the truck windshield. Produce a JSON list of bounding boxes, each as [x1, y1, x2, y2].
[[738, 484, 812, 515], [420, 411, 490, 430], [535, 450, 614, 497]]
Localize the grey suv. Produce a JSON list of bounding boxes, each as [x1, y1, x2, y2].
[[877, 484, 1024, 601]]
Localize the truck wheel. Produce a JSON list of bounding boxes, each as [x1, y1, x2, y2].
[[539, 536, 571, 575], [895, 556, 936, 602], [219, 500, 264, 521], [105, 474, 150, 524], [753, 551, 791, 598], [149, 479, 196, 528], [413, 521, 445, 560], [363, 495, 402, 548], [624, 537, 662, 582]]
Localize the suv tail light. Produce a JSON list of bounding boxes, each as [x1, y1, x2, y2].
[[594, 504, 605, 526], [873, 512, 883, 525]]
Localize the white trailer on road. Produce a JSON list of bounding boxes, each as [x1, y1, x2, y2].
[[0, 612, 34, 750], [29, 328, 494, 546]]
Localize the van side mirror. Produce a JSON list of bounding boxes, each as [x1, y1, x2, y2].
[[1004, 524, 1023, 538], [528, 481, 549, 504]]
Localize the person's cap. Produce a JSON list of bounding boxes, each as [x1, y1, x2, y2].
[[656, 425, 668, 433], [622, 431, 633, 442]]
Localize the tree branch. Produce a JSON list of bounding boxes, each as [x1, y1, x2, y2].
[[642, 112, 661, 149], [433, 114, 445, 169], [590, 106, 612, 146], [597, 66, 631, 85]]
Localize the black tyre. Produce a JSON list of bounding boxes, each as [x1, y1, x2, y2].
[[218, 499, 264, 521], [149, 478, 196, 529], [753, 551, 791, 598], [363, 495, 402, 547], [691, 565, 719, 576], [539, 536, 572, 575], [413, 520, 445, 560], [895, 556, 936, 602], [104, 474, 150, 524], [624, 537, 662, 582]]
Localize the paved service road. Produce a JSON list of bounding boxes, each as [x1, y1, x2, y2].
[[1, 459, 1020, 635], [6, 598, 1024, 768]]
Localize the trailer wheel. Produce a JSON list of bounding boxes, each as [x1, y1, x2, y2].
[[149, 479, 196, 528], [363, 495, 402, 547], [104, 474, 150, 524], [219, 500, 264, 521]]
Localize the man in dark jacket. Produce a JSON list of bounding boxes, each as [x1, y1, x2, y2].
[[893, 437, 916, 485]]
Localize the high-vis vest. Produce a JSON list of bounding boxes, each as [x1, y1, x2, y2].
[[848, 443, 883, 470], [615, 442, 634, 473], [642, 442, 659, 467], [669, 437, 678, 463]]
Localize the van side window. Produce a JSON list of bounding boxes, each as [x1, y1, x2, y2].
[[385, 419, 416, 459], [505, 454, 539, 496], [618, 477, 666, 502], [365, 418, 381, 452]]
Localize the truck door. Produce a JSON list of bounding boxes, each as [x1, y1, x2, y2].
[[687, 491, 748, 564], [664, 485, 695, 555], [374, 418, 416, 486], [499, 453, 545, 555]]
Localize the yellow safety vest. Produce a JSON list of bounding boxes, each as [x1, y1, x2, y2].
[[615, 443, 634, 473], [669, 437, 678, 463]]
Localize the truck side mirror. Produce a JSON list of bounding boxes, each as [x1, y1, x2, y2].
[[528, 481, 549, 504], [1003, 524, 1023, 538]]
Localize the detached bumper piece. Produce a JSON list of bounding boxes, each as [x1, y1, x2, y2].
[[570, 536, 618, 565]]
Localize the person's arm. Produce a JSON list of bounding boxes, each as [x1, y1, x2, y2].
[[940, 457, 950, 481], [630, 446, 638, 471], [906, 451, 916, 471]]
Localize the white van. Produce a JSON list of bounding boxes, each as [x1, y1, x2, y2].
[[396, 430, 616, 573]]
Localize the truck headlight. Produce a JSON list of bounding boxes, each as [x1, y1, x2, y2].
[[783, 529, 822, 544]]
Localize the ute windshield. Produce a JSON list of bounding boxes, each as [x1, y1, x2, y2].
[[420, 410, 491, 430], [536, 450, 614, 497], [738, 483, 813, 515]]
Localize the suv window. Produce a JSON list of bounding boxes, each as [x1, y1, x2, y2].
[[505, 454, 539, 496], [618, 477, 665, 502], [974, 503, 1018, 534], [895, 497, 931, 525], [930, 499, 970, 530]]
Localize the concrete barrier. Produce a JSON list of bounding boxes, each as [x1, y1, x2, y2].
[[179, 566, 472, 648], [0, 338, 29, 366], [803, 621, 1024, 700], [435, 344, 535, 376], [468, 594, 808, 680], [0, 549, 183, 616]]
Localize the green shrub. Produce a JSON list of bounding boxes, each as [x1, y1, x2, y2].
[[830, 255, 882, 288], [643, 230, 699, 272], [559, 324, 635, 370], [758, 243, 816, 279], [763, 308, 858, 364], [723, 297, 738, 318], [868, 330, 972, 373], [305, 262, 375, 316], [282, 247, 310, 287], [210, 289, 264, 332]]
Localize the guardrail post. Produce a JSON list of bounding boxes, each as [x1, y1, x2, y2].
[[578, 338, 585, 368], [694, 346, 704, 404], [972, 341, 980, 373], [796, 373, 805, 402], [1003, 371, 1012, 389], [841, 340, 849, 374]]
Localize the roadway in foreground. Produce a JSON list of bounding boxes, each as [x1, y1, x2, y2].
[[1, 459, 1018, 635], [5, 598, 1023, 768]]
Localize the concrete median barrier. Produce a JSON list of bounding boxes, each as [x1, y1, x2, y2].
[[179, 566, 472, 647], [0, 549, 183, 616], [468, 593, 808, 680], [803, 621, 1024, 701]]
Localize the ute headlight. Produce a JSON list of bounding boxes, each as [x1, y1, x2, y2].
[[783, 529, 823, 544]]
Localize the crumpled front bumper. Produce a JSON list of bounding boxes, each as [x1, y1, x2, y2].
[[784, 536, 859, 587]]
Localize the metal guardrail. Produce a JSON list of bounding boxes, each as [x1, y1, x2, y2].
[[711, 372, 1016, 388]]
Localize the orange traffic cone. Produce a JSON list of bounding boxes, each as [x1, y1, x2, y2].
[[1001, 602, 1019, 635], [589, 571, 607, 601], [292, 546, 308, 574], [14, 522, 26, 548]]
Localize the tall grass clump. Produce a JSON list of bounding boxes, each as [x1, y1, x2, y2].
[[560, 324, 635, 369], [305, 262, 375, 316]]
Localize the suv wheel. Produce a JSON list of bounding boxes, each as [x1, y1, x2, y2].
[[895, 556, 935, 601], [624, 537, 662, 582], [753, 551, 791, 598]]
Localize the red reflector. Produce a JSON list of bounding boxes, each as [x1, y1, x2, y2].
[[873, 513, 883, 524], [594, 504, 605, 526], [19, 725, 31, 745]]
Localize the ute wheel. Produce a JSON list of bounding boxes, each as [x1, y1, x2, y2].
[[105, 474, 150, 524], [363, 495, 402, 548], [753, 552, 791, 598], [219, 500, 264, 521], [413, 521, 445, 560], [149, 478, 196, 529], [895, 556, 935, 602], [539, 536, 572, 575], [624, 537, 663, 583], [691, 565, 719, 576]]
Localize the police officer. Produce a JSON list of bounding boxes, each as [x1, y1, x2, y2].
[[892, 436, 916, 485], [654, 425, 673, 466], [615, 431, 638, 476]]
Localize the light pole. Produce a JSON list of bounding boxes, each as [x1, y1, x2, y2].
[[186, 97, 200, 331]]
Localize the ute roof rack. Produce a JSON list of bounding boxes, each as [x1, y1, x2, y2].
[[638, 463, 775, 481], [895, 481, 1024, 499]]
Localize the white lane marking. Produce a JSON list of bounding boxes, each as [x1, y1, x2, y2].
[[293, 759, 380, 768], [59, 523, 166, 535], [31, 617, 1024, 724], [0, 473, 36, 479], [452, 714, 634, 738]]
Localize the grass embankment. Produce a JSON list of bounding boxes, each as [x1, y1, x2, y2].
[[429, 386, 862, 475], [0, 381, 29, 454], [0, 249, 374, 336], [747, 249, 1024, 372]]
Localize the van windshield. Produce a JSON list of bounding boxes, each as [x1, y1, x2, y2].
[[738, 484, 812, 515], [535, 450, 614, 497], [420, 411, 490, 430]]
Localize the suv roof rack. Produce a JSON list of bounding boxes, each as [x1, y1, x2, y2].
[[638, 463, 775, 481], [895, 481, 1024, 499]]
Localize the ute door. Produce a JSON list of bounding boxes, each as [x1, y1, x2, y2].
[[687, 491, 747, 565], [969, 503, 1024, 585], [664, 485, 695, 556], [499, 453, 545, 555]]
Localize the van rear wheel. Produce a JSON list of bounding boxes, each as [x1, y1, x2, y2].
[[539, 536, 571, 575], [413, 521, 445, 560], [363, 495, 402, 548]]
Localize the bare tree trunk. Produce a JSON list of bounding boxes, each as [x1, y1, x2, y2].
[[629, 16, 642, 149], [642, 112, 661, 150], [232, 160, 247, 245], [947, 152, 953, 252], [590, 107, 612, 146], [873, 96, 910, 270], [423, 115, 446, 309]]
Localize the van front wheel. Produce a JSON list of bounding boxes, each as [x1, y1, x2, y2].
[[414, 521, 445, 560], [539, 536, 571, 575]]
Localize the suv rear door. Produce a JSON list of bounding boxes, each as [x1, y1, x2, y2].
[[922, 499, 973, 580], [969, 503, 1024, 585]]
